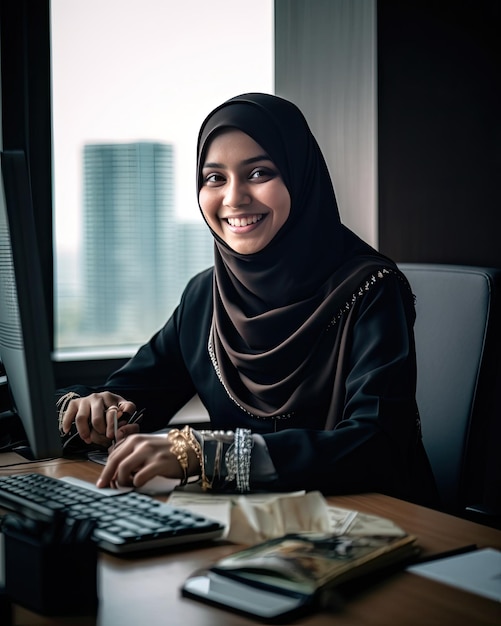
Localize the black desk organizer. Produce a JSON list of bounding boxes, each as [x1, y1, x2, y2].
[[1, 511, 98, 616], [0, 586, 12, 626]]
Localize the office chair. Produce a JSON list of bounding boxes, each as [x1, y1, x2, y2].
[[398, 264, 501, 527]]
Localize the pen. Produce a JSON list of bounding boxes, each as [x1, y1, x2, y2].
[[108, 408, 146, 452], [110, 406, 145, 442], [412, 543, 478, 565], [127, 408, 146, 425]]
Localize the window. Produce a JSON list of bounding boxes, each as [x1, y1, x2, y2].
[[51, 0, 274, 356]]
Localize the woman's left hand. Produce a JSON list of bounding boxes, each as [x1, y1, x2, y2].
[[96, 432, 201, 489]]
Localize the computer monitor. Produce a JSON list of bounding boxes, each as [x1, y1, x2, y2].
[[0, 150, 62, 459]]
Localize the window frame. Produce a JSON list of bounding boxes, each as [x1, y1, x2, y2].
[[1, 0, 130, 386]]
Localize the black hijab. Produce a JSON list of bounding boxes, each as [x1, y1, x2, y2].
[[197, 93, 400, 422]]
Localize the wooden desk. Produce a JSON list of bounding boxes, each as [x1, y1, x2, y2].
[[1, 454, 500, 626]]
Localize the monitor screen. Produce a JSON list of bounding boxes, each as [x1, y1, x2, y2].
[[0, 150, 62, 459]]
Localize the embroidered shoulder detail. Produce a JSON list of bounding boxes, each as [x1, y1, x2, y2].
[[326, 267, 409, 331], [207, 333, 294, 422], [208, 267, 409, 419]]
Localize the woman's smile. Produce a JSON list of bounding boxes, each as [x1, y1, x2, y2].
[[225, 213, 265, 230]]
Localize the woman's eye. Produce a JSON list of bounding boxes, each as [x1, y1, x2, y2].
[[250, 168, 274, 180], [204, 173, 224, 184]]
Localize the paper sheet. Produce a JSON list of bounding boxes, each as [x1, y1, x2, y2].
[[168, 489, 406, 544], [408, 548, 501, 602], [168, 490, 310, 542]]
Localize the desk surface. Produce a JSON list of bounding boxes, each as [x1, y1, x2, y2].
[[1, 453, 500, 626]]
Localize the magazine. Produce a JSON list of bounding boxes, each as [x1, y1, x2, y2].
[[182, 531, 418, 621]]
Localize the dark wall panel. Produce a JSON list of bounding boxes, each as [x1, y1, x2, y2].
[[377, 1, 500, 267]]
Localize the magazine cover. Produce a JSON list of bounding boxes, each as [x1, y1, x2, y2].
[[182, 532, 418, 621], [212, 532, 418, 595]]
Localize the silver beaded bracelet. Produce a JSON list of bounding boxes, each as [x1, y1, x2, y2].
[[234, 428, 253, 493]]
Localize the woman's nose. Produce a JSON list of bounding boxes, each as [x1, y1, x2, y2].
[[224, 178, 251, 208]]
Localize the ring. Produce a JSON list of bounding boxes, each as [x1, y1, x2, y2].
[[107, 405, 119, 411]]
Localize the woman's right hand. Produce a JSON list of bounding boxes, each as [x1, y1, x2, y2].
[[96, 431, 201, 489], [59, 392, 139, 448]]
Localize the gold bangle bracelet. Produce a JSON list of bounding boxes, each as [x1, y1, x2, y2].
[[180, 425, 207, 490], [167, 429, 189, 485]]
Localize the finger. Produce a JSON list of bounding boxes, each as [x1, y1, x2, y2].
[[104, 399, 136, 440], [89, 430, 113, 449], [115, 423, 141, 443], [96, 436, 137, 487], [87, 396, 110, 439], [131, 460, 175, 488], [74, 405, 93, 443], [77, 392, 117, 441], [116, 400, 137, 422], [110, 443, 150, 488], [60, 398, 81, 434], [105, 406, 119, 441], [106, 424, 140, 455]]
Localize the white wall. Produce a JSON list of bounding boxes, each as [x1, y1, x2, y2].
[[275, 0, 378, 247]]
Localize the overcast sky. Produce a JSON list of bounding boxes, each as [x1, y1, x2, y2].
[[51, 0, 273, 252]]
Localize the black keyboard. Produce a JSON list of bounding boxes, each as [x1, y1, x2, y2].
[[0, 473, 225, 554]]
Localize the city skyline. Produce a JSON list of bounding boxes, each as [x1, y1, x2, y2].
[[56, 141, 213, 350]]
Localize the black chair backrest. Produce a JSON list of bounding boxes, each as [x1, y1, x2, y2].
[[399, 264, 501, 519]]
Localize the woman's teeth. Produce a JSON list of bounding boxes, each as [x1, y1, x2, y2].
[[227, 214, 263, 227]]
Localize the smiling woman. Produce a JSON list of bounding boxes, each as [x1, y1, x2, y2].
[[58, 92, 439, 510]]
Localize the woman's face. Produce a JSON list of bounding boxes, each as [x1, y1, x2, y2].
[[199, 129, 291, 255]]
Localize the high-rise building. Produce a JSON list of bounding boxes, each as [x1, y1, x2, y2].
[[82, 141, 212, 347]]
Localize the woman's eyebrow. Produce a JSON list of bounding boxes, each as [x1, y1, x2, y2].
[[202, 154, 272, 169], [241, 154, 272, 165]]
